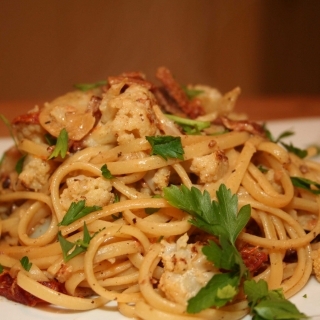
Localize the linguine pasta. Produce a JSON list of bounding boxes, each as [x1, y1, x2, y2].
[[0, 67, 319, 319]]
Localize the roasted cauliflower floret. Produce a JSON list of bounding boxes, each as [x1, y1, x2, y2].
[[60, 175, 114, 211], [188, 85, 240, 116], [83, 83, 160, 147], [312, 248, 320, 282], [109, 85, 160, 145], [18, 154, 56, 191], [158, 233, 217, 307], [153, 167, 171, 191], [190, 149, 229, 183], [143, 167, 171, 194]]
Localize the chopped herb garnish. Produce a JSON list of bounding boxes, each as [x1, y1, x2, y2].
[[291, 177, 320, 195], [163, 184, 305, 318], [263, 124, 307, 159], [58, 200, 102, 226], [146, 135, 184, 160], [20, 256, 32, 271], [44, 133, 57, 146], [182, 86, 204, 100], [58, 222, 97, 262], [263, 125, 294, 143], [101, 164, 114, 179], [281, 142, 308, 159], [164, 184, 250, 312], [48, 128, 68, 160], [165, 114, 210, 135], [74, 80, 107, 92], [145, 194, 162, 215], [15, 154, 26, 174], [257, 165, 269, 173], [244, 279, 306, 320], [0, 264, 3, 273], [303, 294, 307, 298]]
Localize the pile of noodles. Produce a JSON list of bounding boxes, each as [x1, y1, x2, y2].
[[0, 68, 319, 320]]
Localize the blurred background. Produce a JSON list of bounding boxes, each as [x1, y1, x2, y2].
[[0, 0, 320, 102]]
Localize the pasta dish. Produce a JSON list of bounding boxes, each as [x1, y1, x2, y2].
[[0, 67, 319, 319]]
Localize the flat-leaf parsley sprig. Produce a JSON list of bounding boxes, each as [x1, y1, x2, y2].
[[58, 200, 102, 226], [164, 184, 251, 311], [244, 279, 307, 320], [58, 222, 99, 262], [48, 128, 69, 160], [146, 135, 184, 160]]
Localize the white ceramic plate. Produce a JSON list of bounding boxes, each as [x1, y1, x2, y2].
[[1, 117, 320, 319]]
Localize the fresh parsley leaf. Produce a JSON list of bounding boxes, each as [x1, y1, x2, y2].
[[58, 200, 102, 226], [291, 177, 320, 195], [74, 80, 107, 92], [146, 136, 184, 160], [44, 133, 57, 146], [15, 154, 26, 174], [257, 165, 269, 173], [48, 128, 68, 160], [253, 300, 306, 320], [164, 183, 305, 318], [262, 125, 307, 158], [244, 279, 306, 320], [164, 184, 251, 245], [202, 238, 242, 272], [0, 264, 3, 273], [187, 272, 240, 313], [20, 256, 32, 271], [165, 114, 210, 135], [144, 195, 162, 215], [164, 184, 250, 310], [101, 164, 114, 179], [58, 222, 96, 262], [182, 86, 204, 100], [263, 124, 294, 143], [281, 142, 307, 159]]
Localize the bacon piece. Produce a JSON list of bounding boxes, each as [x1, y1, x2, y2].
[[11, 111, 40, 125], [240, 245, 268, 273], [0, 271, 66, 306], [155, 67, 205, 119], [217, 116, 265, 136]]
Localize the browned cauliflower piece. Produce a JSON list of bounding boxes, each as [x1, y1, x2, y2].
[[83, 82, 160, 147], [143, 167, 171, 194], [312, 248, 320, 282], [158, 233, 217, 307], [60, 175, 114, 211], [18, 154, 57, 191], [189, 149, 229, 183], [187, 85, 240, 116]]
